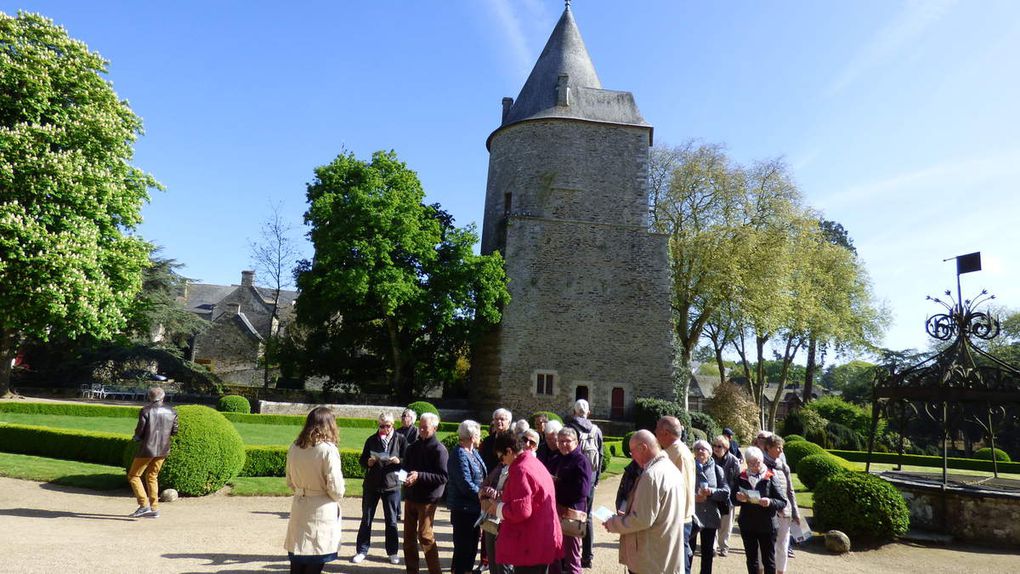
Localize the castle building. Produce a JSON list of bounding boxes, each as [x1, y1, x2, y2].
[[472, 5, 674, 420]]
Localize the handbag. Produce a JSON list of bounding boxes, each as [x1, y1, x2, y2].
[[559, 506, 588, 539], [479, 515, 500, 536]]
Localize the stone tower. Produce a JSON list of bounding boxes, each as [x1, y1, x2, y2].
[[473, 5, 674, 420]]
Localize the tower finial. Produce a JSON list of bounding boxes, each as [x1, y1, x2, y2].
[[565, 0, 571, 8]]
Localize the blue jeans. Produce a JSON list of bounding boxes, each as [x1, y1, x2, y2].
[[356, 488, 400, 556], [683, 520, 693, 574]]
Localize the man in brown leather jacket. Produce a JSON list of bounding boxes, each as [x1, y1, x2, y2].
[[128, 387, 178, 518]]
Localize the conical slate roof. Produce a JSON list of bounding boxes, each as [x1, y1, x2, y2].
[[503, 6, 601, 125], [490, 6, 651, 148]]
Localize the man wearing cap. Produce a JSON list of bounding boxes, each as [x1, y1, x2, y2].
[[723, 428, 743, 461]]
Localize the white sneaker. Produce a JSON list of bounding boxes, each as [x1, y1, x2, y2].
[[351, 553, 366, 564], [388, 554, 400, 565]]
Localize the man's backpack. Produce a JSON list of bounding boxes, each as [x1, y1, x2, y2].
[[577, 429, 601, 475]]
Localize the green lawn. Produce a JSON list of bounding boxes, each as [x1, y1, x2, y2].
[[0, 412, 136, 434], [227, 476, 365, 497], [0, 451, 127, 490]]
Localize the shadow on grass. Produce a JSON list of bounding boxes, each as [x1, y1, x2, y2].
[[0, 507, 136, 521]]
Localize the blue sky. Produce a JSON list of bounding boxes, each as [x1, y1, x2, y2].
[[6, 0, 1020, 356]]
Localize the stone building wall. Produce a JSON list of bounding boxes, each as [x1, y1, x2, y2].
[[192, 315, 262, 374], [474, 119, 674, 420], [894, 480, 1020, 547]]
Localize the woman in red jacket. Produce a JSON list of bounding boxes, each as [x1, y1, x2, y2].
[[480, 432, 563, 573]]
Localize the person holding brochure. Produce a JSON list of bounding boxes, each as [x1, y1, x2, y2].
[[732, 446, 787, 574], [689, 440, 730, 574], [447, 420, 486, 574], [353, 412, 407, 565]]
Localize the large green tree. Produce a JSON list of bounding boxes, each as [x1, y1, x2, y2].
[[0, 12, 159, 396], [295, 150, 509, 400]]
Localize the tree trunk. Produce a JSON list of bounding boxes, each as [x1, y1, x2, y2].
[[0, 328, 17, 398], [673, 343, 693, 411], [714, 345, 726, 387], [803, 335, 817, 404], [385, 318, 416, 402], [755, 335, 768, 431], [263, 292, 282, 390]]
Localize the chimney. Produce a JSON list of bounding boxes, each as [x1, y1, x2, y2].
[[502, 97, 514, 123], [241, 270, 254, 287]]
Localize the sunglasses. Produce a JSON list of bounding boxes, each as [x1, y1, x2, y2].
[[525, 439, 538, 446], [713, 445, 726, 449]]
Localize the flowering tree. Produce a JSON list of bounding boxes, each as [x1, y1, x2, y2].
[[0, 12, 159, 395]]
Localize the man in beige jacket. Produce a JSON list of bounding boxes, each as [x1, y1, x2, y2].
[[657, 416, 695, 574], [604, 430, 685, 574]]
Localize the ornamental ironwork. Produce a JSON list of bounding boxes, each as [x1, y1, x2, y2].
[[867, 289, 1020, 482]]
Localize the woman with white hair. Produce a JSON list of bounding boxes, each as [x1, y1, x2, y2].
[[732, 446, 787, 574], [447, 420, 486, 574], [537, 419, 563, 468], [689, 439, 730, 574]]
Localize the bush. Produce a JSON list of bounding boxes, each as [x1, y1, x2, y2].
[[783, 440, 827, 472], [406, 401, 439, 418], [531, 411, 563, 426], [814, 471, 909, 542], [780, 409, 828, 440], [0, 422, 132, 466], [797, 453, 850, 490], [783, 434, 806, 443], [689, 411, 721, 442], [442, 432, 462, 453], [829, 449, 1020, 474], [217, 395, 251, 414], [825, 421, 865, 451], [124, 405, 245, 496], [0, 401, 139, 418], [804, 396, 876, 438], [974, 447, 1011, 462], [690, 428, 707, 442], [705, 381, 760, 444], [634, 398, 689, 432], [621, 431, 637, 458], [238, 445, 364, 479]]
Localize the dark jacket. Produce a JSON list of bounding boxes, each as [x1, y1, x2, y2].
[[728, 436, 743, 460], [714, 451, 742, 492], [133, 401, 178, 458], [359, 431, 407, 492], [396, 424, 418, 446], [401, 434, 449, 503], [479, 431, 507, 472], [564, 415, 604, 485], [446, 446, 487, 512], [537, 442, 560, 472], [615, 460, 643, 513], [731, 468, 788, 533], [553, 447, 593, 512]]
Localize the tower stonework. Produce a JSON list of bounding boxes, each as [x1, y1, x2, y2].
[[472, 6, 674, 420]]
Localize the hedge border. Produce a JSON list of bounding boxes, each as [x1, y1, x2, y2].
[[829, 449, 1020, 474], [0, 422, 132, 466], [240, 445, 364, 479], [222, 411, 461, 433], [0, 402, 139, 418]]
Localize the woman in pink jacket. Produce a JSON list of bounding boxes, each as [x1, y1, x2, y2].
[[481, 433, 563, 573]]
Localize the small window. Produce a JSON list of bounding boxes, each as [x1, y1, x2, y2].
[[504, 192, 513, 217], [536, 373, 555, 395], [575, 385, 589, 402]]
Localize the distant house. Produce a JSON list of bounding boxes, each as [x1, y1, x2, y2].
[[690, 374, 831, 421], [180, 270, 297, 385]]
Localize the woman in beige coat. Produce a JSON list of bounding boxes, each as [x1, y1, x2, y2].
[[286, 407, 346, 574]]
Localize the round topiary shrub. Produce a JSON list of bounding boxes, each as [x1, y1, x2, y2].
[[125, 405, 245, 496], [217, 394, 251, 414], [531, 411, 564, 426], [406, 401, 439, 418], [783, 434, 806, 443], [974, 447, 1011, 462], [689, 411, 721, 442], [797, 453, 849, 490], [621, 430, 637, 458], [783, 440, 827, 472], [814, 471, 909, 542], [689, 428, 707, 443]]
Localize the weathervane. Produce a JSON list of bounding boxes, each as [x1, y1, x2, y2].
[[926, 251, 998, 341]]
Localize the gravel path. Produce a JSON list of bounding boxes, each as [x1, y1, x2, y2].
[[0, 475, 1015, 573]]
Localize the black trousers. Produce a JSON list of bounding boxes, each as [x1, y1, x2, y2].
[[740, 529, 777, 574], [356, 487, 400, 555], [581, 484, 595, 563], [688, 524, 717, 574], [289, 563, 323, 574], [450, 508, 481, 574]]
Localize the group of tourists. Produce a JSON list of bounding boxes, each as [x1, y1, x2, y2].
[[124, 387, 799, 574]]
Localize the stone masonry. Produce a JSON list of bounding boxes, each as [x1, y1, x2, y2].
[[472, 6, 674, 420]]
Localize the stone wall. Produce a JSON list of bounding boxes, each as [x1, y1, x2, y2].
[[192, 315, 262, 374], [889, 476, 1020, 547]]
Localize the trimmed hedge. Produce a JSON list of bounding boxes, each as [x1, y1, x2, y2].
[[814, 471, 909, 542], [442, 432, 462, 453], [784, 441, 827, 472], [783, 434, 806, 443], [689, 411, 721, 443], [0, 402, 139, 418], [239, 444, 364, 479], [621, 431, 637, 458], [0, 422, 132, 466], [217, 395, 251, 414], [974, 447, 1011, 462], [406, 401, 439, 417], [220, 411, 461, 433], [124, 405, 245, 496], [797, 453, 851, 490], [829, 449, 1020, 474], [634, 398, 690, 432]]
